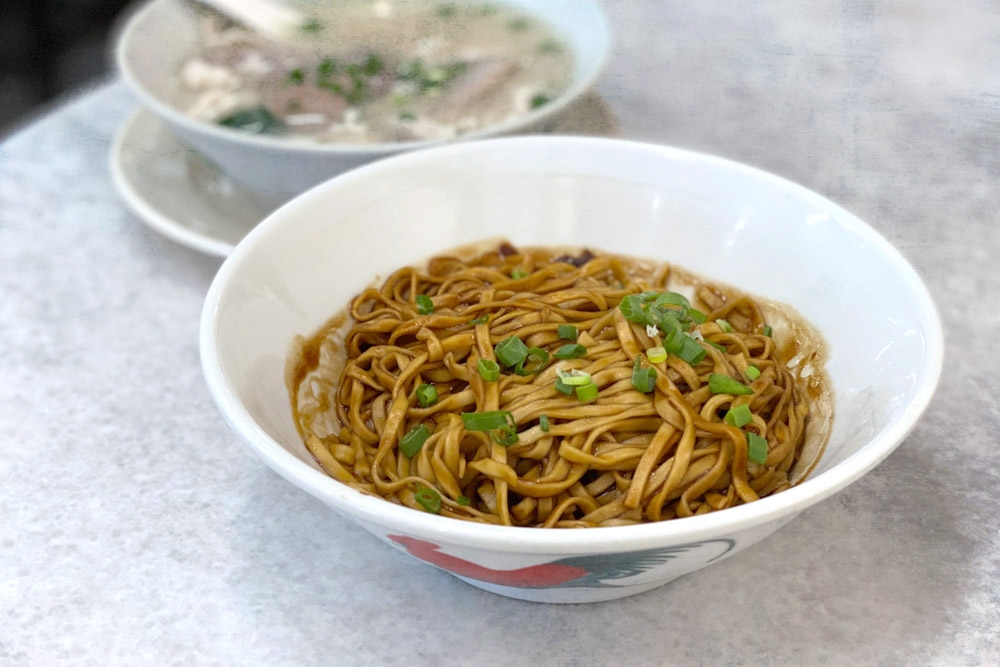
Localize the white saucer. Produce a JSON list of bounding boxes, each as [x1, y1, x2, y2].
[[109, 94, 619, 257]]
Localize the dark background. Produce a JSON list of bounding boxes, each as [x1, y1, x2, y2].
[[1, 0, 133, 135]]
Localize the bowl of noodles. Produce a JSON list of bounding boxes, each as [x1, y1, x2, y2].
[[200, 136, 943, 603], [115, 0, 609, 199]]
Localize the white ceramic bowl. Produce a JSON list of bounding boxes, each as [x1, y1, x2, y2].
[[115, 0, 609, 199], [200, 137, 943, 603]]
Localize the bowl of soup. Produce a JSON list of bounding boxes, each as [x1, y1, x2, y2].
[[199, 136, 943, 603], [115, 0, 609, 197]]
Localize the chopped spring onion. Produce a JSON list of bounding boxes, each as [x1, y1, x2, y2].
[[553, 343, 586, 360], [618, 294, 647, 324], [655, 311, 684, 334], [470, 314, 489, 325], [491, 430, 519, 446], [708, 374, 754, 395], [688, 308, 707, 324], [415, 294, 434, 315], [747, 432, 768, 464], [646, 346, 667, 363], [678, 338, 707, 365], [456, 495, 471, 506], [495, 335, 530, 367], [557, 324, 579, 340], [461, 410, 516, 433], [399, 424, 431, 457], [664, 328, 707, 365], [414, 486, 442, 513], [514, 347, 549, 376], [716, 319, 734, 333], [511, 268, 529, 280], [539, 415, 550, 432], [556, 368, 592, 385], [631, 356, 656, 393], [300, 18, 324, 33], [707, 341, 727, 352], [530, 94, 551, 108], [746, 365, 761, 381], [415, 383, 438, 408], [218, 107, 284, 134], [724, 403, 753, 428], [653, 291, 691, 309], [762, 325, 773, 337], [554, 378, 574, 395], [477, 358, 500, 382], [575, 382, 599, 402]]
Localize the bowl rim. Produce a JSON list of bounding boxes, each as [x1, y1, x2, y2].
[[200, 135, 944, 554], [114, 0, 611, 156]]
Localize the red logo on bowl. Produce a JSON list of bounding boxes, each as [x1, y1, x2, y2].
[[388, 535, 735, 589]]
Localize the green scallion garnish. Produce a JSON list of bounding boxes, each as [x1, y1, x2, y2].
[[707, 341, 727, 351], [530, 94, 551, 109], [477, 358, 500, 382], [508, 16, 530, 31], [470, 314, 489, 325], [708, 374, 754, 395], [538, 39, 562, 54], [762, 325, 773, 337], [556, 369, 592, 385], [300, 18, 324, 33], [653, 292, 691, 309], [688, 308, 707, 324], [456, 495, 471, 506], [491, 430, 519, 446], [461, 410, 516, 433], [510, 268, 529, 280], [618, 294, 648, 325], [663, 328, 707, 365], [539, 415, 550, 432], [554, 378, 574, 395], [414, 486, 442, 513], [716, 319, 734, 333], [724, 403, 753, 427], [646, 346, 667, 363], [399, 424, 431, 457], [218, 107, 284, 135], [553, 343, 586, 360], [631, 356, 657, 393], [747, 432, 768, 464], [557, 324, 579, 340], [514, 347, 549, 376], [746, 365, 761, 381], [575, 382, 599, 402], [678, 337, 707, 365], [495, 335, 530, 368], [436, 3, 457, 18], [416, 294, 434, 315], [416, 383, 438, 408]]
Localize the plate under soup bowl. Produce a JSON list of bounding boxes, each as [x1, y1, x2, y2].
[[200, 136, 942, 603]]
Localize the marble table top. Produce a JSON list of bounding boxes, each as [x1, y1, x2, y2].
[[2, 1, 998, 664]]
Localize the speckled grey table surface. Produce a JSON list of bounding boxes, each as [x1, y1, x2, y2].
[[2, 2, 998, 665]]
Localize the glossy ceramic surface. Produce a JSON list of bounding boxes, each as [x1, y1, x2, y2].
[[200, 136, 943, 602]]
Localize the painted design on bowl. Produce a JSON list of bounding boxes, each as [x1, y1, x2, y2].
[[388, 534, 736, 589]]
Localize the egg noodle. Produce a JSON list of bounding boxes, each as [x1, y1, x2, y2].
[[289, 243, 827, 527]]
